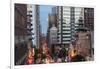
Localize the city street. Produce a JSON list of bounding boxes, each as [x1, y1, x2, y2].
[[15, 4, 94, 65]]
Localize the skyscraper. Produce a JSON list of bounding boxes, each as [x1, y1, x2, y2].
[[54, 6, 83, 47], [27, 4, 34, 50], [47, 13, 57, 54], [34, 5, 41, 48], [27, 5, 41, 49]]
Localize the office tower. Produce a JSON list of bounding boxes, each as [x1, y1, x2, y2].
[[34, 5, 41, 48], [55, 6, 83, 47], [47, 13, 57, 48]]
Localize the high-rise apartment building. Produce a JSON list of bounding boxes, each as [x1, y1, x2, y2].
[[27, 5, 34, 50], [55, 6, 83, 47], [27, 5, 41, 49]]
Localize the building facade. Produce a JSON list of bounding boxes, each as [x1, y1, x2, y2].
[[84, 8, 94, 31], [49, 24, 57, 54], [15, 4, 28, 65], [75, 15, 92, 58], [27, 4, 34, 50], [47, 13, 57, 48], [34, 5, 41, 49], [54, 6, 83, 47], [27, 5, 41, 49], [84, 8, 94, 51], [84, 8, 94, 57]]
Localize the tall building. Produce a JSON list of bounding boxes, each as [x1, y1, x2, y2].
[[49, 24, 57, 54], [27, 5, 41, 49], [52, 6, 58, 14], [84, 8, 94, 31], [55, 6, 83, 47], [15, 4, 27, 65], [34, 5, 41, 49], [48, 13, 57, 28], [47, 8, 59, 55], [47, 13, 57, 47], [75, 15, 92, 58], [84, 8, 94, 56], [70, 7, 75, 42], [50, 24, 57, 44], [27, 4, 34, 49]]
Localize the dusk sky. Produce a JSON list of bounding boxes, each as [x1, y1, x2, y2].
[[40, 5, 53, 36]]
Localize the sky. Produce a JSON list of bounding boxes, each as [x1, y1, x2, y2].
[[32, 5, 54, 45], [40, 5, 53, 36]]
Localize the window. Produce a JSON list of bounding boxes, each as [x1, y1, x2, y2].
[[63, 31, 71, 33], [63, 38, 71, 40]]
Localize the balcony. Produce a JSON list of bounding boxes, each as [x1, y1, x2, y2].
[[27, 31, 34, 35], [27, 13, 32, 17], [28, 10, 32, 13], [27, 18, 32, 23], [27, 28, 33, 31], [27, 23, 33, 26], [27, 36, 34, 40]]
